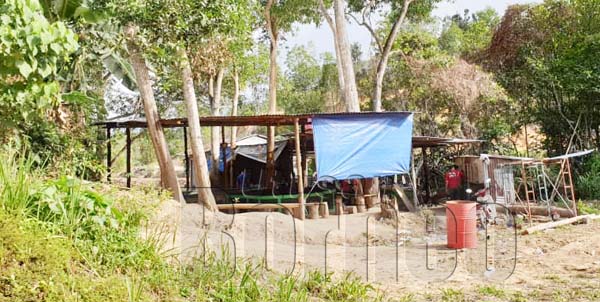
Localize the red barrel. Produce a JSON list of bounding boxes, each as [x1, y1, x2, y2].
[[446, 201, 477, 249]]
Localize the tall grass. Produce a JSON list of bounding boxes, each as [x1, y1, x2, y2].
[[0, 147, 380, 302], [0, 147, 39, 214]]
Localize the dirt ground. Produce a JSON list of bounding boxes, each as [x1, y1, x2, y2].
[[146, 200, 600, 301]]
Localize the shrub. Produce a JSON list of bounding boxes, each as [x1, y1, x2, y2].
[[0, 147, 382, 301], [576, 153, 600, 200]]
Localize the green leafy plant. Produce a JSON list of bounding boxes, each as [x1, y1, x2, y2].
[[577, 154, 600, 200]]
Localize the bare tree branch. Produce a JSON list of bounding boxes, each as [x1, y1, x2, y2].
[[347, 12, 383, 52]]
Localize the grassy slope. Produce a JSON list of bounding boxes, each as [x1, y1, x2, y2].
[[0, 150, 380, 302]]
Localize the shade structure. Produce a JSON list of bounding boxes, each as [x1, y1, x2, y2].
[[313, 113, 414, 181]]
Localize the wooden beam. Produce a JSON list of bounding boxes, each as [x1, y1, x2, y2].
[[106, 127, 111, 183], [294, 118, 305, 220], [126, 127, 131, 188], [521, 215, 599, 235]]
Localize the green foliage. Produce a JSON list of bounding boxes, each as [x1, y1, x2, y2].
[[0, 0, 78, 132], [280, 45, 322, 113], [440, 288, 465, 302], [577, 200, 600, 215], [0, 147, 40, 214], [265, 0, 320, 34], [393, 26, 440, 59], [576, 153, 600, 200], [348, 0, 440, 24], [0, 147, 379, 301], [488, 0, 600, 155], [477, 285, 506, 298], [439, 7, 500, 56]]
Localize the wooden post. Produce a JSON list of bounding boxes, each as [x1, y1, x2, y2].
[[126, 127, 132, 188], [125, 25, 183, 202], [294, 119, 305, 220], [319, 202, 330, 218], [335, 194, 344, 215], [355, 180, 366, 213], [221, 126, 227, 187], [308, 203, 319, 219], [422, 147, 430, 204], [106, 127, 111, 183], [301, 124, 308, 186], [410, 150, 419, 208], [183, 126, 189, 191], [266, 126, 275, 189]]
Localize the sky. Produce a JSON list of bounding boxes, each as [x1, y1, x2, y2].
[[281, 0, 539, 60]]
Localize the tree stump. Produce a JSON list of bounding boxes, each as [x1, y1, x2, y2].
[[355, 195, 366, 213], [319, 202, 330, 218], [335, 195, 344, 216], [345, 206, 357, 214], [308, 204, 320, 219]]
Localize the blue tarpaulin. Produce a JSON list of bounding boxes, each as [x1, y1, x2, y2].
[[313, 113, 414, 180], [207, 147, 232, 173]]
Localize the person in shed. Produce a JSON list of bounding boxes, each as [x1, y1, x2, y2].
[[445, 164, 464, 200]]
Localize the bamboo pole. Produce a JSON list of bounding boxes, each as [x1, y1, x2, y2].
[[294, 118, 305, 220]]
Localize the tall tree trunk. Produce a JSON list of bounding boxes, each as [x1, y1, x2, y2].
[[265, 0, 278, 187], [367, 0, 411, 203], [123, 24, 183, 202], [319, 0, 345, 106], [372, 0, 412, 112], [333, 0, 360, 112], [210, 69, 225, 176], [230, 69, 240, 148], [178, 48, 218, 211]]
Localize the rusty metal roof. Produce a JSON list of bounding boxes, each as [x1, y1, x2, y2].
[[93, 111, 414, 128], [94, 113, 484, 148], [412, 136, 484, 148]]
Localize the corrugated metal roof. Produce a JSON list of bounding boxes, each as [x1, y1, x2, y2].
[[93, 111, 414, 128]]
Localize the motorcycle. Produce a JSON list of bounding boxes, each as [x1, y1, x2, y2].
[[465, 181, 497, 227]]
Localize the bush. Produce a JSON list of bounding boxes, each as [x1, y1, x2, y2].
[[576, 153, 600, 200], [0, 147, 381, 301]]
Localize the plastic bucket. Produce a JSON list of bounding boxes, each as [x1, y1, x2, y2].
[[446, 201, 477, 249]]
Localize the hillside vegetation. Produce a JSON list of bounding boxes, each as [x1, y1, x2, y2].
[[0, 148, 380, 302]]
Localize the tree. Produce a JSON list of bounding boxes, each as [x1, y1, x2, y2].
[[318, 0, 346, 106], [262, 0, 318, 185], [280, 45, 324, 113], [123, 24, 184, 202], [317, 0, 365, 112], [348, 0, 440, 112], [96, 0, 253, 208], [439, 7, 499, 57], [486, 1, 600, 155]]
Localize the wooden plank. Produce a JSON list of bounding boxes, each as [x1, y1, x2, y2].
[[393, 184, 416, 212]]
